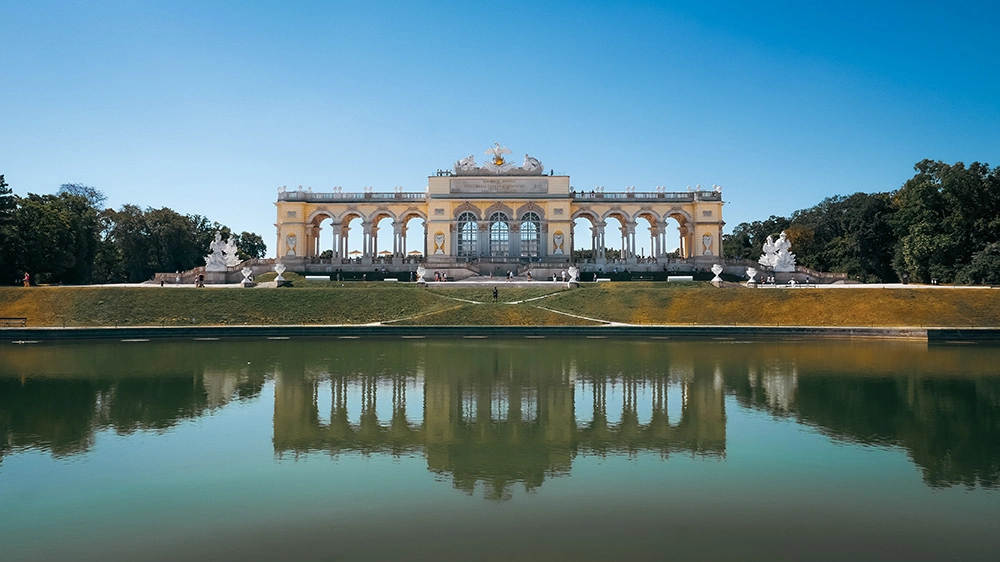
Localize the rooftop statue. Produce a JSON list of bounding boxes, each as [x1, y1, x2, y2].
[[455, 155, 477, 172], [522, 154, 543, 173], [452, 144, 545, 176]]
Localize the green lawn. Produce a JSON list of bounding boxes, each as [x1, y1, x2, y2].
[[2, 282, 999, 327]]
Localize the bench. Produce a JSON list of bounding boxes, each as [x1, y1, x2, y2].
[[667, 276, 694, 282], [1, 317, 27, 327], [631, 275, 653, 281]]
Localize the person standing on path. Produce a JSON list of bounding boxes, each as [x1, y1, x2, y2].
[[22, 272, 30, 287], [492, 287, 498, 302]]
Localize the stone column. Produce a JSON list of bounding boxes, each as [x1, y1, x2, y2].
[[595, 222, 606, 261], [479, 223, 489, 258], [393, 221, 403, 256], [361, 222, 372, 259]]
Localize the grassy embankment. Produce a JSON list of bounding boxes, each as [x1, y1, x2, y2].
[[2, 280, 999, 327]]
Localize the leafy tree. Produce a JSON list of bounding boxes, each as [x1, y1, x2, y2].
[[235, 231, 267, 260], [58, 183, 107, 209], [0, 175, 13, 219], [892, 160, 1000, 283], [722, 215, 791, 260], [955, 242, 1000, 285], [0, 175, 16, 283], [100, 205, 216, 282], [786, 193, 898, 282], [7, 192, 100, 284]]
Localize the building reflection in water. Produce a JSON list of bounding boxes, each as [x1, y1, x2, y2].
[[272, 342, 727, 499], [2, 339, 998, 495]]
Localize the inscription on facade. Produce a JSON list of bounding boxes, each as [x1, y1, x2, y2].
[[450, 178, 549, 194]]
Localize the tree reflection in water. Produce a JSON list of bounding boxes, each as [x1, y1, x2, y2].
[[1, 339, 998, 495]]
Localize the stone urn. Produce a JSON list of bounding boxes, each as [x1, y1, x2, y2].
[[711, 264, 724, 286], [416, 265, 426, 283], [241, 266, 254, 287], [274, 263, 286, 282], [746, 267, 757, 287]]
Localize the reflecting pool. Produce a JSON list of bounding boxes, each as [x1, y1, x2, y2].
[[1, 338, 998, 561]]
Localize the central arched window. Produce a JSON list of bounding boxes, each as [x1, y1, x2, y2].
[[457, 212, 478, 257], [520, 212, 541, 257], [489, 212, 509, 257]]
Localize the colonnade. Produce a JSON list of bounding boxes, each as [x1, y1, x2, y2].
[[578, 218, 693, 260], [306, 217, 422, 260]]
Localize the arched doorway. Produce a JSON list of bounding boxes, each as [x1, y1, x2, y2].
[[603, 212, 629, 262], [457, 211, 478, 258], [488, 211, 510, 257], [307, 210, 337, 259], [520, 212, 541, 257], [400, 211, 427, 259], [635, 212, 657, 260], [571, 212, 602, 262], [341, 213, 364, 261]]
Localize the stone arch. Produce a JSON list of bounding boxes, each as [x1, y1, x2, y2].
[[633, 208, 661, 224], [398, 208, 427, 258], [571, 208, 601, 223], [368, 209, 396, 256], [663, 207, 693, 225], [337, 208, 365, 223], [662, 208, 694, 258], [482, 202, 514, 219], [399, 207, 427, 223], [515, 201, 545, 220], [601, 208, 630, 223], [453, 201, 482, 220], [369, 208, 397, 223], [307, 208, 337, 225], [633, 210, 660, 260], [304, 209, 337, 258], [601, 210, 630, 260], [338, 210, 366, 259], [572, 209, 600, 258]]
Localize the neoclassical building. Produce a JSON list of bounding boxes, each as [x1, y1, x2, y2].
[[274, 146, 724, 272]]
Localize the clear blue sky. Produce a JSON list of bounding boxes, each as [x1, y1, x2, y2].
[[3, 1, 998, 255]]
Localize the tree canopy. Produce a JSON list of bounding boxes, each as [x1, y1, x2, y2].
[[0, 177, 267, 284], [724, 160, 999, 284]]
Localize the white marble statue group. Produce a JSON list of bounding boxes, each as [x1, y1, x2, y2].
[[454, 144, 544, 176], [758, 231, 796, 272], [205, 232, 242, 272]]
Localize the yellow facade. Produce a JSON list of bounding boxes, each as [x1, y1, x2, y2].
[[273, 153, 724, 267]]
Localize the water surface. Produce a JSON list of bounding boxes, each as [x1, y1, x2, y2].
[[1, 338, 998, 561]]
